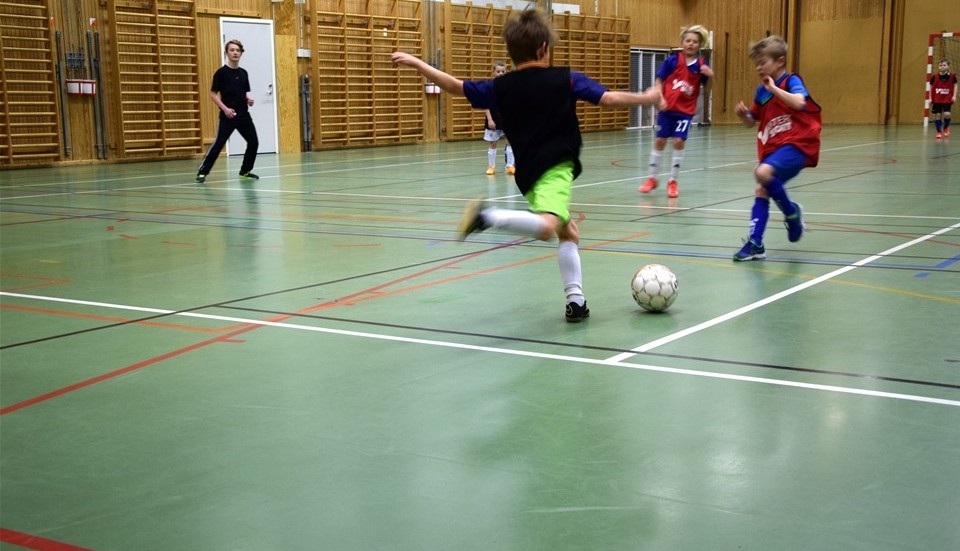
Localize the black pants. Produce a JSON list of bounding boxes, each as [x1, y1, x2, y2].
[[198, 112, 259, 176]]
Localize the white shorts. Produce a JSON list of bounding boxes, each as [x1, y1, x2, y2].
[[484, 128, 506, 142]]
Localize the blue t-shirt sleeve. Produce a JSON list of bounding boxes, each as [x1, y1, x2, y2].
[[785, 74, 809, 97], [465, 72, 607, 108], [463, 79, 495, 110], [754, 74, 810, 108], [655, 55, 678, 81], [570, 71, 608, 105]]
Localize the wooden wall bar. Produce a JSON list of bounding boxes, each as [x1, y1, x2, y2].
[[0, 0, 61, 165], [3, 0, 958, 168]]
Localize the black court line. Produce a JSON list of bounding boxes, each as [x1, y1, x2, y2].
[[0, 244, 521, 350], [216, 304, 960, 391]]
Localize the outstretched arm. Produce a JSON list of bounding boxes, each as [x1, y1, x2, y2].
[[598, 87, 661, 108], [734, 101, 756, 128], [391, 52, 464, 96]]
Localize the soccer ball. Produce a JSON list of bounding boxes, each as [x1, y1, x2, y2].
[[631, 264, 678, 312]]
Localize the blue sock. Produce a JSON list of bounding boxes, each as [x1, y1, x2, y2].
[[945, 118, 952, 129], [764, 176, 797, 217], [749, 198, 770, 243], [935, 119, 943, 132]]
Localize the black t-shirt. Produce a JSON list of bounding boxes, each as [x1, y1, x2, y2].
[[491, 67, 583, 194], [211, 65, 251, 115], [485, 106, 502, 130]]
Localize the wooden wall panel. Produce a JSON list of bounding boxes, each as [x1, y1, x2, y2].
[[441, 3, 629, 141], [196, 14, 222, 151], [615, 0, 685, 48], [50, 0, 126, 163], [310, 0, 424, 149], [799, 4, 884, 124], [552, 13, 630, 131], [0, 0, 61, 165], [441, 1, 511, 140], [195, 0, 261, 18], [9, 0, 955, 170], [108, 0, 204, 158], [685, 0, 785, 125]]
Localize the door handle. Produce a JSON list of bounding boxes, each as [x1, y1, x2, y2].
[[267, 83, 274, 96]]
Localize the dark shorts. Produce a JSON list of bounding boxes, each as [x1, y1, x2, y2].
[[655, 111, 694, 140], [760, 145, 807, 182], [931, 103, 953, 114]]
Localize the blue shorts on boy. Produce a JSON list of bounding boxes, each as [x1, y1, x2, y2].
[[655, 111, 694, 140], [761, 144, 807, 182]]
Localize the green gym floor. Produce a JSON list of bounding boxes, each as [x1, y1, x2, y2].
[[1, 125, 958, 550]]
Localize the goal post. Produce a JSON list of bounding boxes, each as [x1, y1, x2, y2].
[[924, 31, 960, 126]]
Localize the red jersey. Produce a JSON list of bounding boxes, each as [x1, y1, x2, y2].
[[752, 74, 822, 167], [929, 72, 957, 104], [660, 53, 707, 116]]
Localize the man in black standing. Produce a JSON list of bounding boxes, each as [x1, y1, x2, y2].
[[196, 39, 259, 183]]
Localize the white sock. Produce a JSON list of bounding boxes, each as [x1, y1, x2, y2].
[[487, 147, 496, 167], [648, 150, 662, 178], [484, 208, 547, 238], [669, 151, 684, 180], [558, 241, 584, 305], [505, 145, 515, 167]]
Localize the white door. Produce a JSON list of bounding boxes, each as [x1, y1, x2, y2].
[[219, 17, 279, 155]]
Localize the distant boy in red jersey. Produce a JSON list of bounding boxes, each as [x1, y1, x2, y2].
[[929, 58, 957, 139], [638, 25, 713, 198], [733, 35, 821, 261]]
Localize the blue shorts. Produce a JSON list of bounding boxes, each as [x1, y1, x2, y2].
[[656, 111, 694, 140], [761, 145, 807, 182]]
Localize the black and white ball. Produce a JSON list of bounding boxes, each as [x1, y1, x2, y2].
[[631, 264, 678, 312]]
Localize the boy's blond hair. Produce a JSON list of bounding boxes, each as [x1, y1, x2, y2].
[[493, 60, 507, 71], [749, 35, 788, 61], [681, 25, 710, 49], [501, 9, 558, 65]]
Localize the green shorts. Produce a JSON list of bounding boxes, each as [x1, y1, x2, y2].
[[524, 160, 575, 224]]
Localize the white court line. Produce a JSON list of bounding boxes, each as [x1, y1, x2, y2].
[[1, 289, 958, 408], [605, 221, 960, 362]]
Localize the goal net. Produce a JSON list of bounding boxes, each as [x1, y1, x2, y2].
[[924, 32, 960, 125]]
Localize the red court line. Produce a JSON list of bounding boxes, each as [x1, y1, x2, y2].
[[0, 249, 499, 415], [0, 528, 94, 551], [0, 324, 264, 416], [0, 273, 70, 293], [1, 226, 649, 415]]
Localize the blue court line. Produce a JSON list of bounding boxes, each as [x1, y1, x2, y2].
[[914, 253, 960, 278]]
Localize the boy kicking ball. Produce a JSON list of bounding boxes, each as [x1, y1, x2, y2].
[[733, 35, 822, 262], [392, 9, 659, 321]]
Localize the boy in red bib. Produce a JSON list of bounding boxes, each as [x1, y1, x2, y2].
[[638, 25, 713, 199], [929, 58, 957, 139], [733, 35, 821, 261]]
